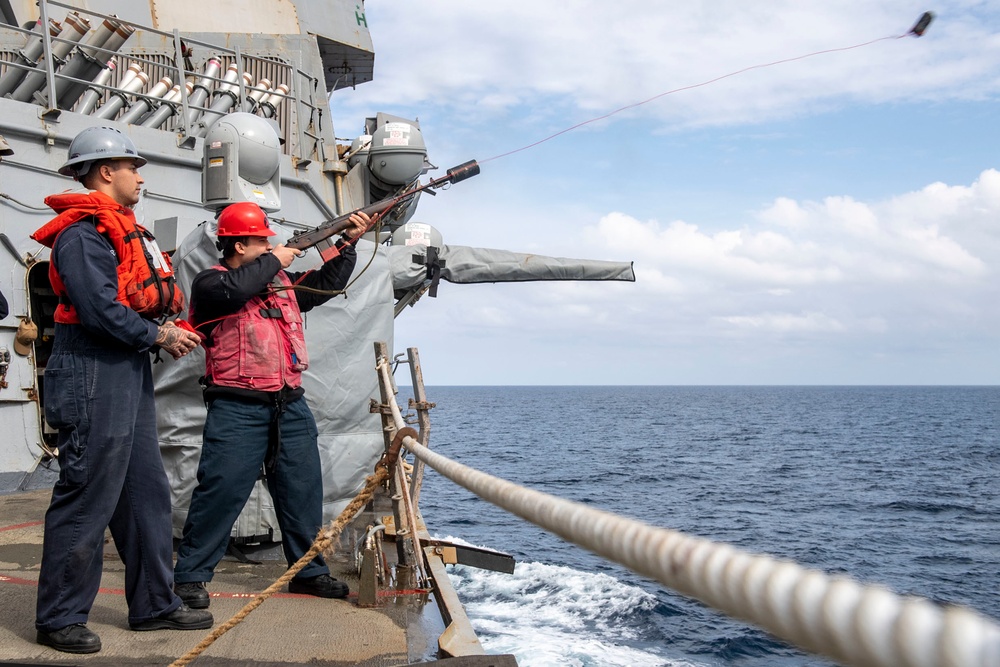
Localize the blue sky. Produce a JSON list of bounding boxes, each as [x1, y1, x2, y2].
[[331, 1, 999, 385]]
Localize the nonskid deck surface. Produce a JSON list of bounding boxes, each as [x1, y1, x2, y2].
[[0, 489, 437, 666]]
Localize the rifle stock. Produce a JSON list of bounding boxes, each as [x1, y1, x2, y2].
[[285, 159, 480, 251]]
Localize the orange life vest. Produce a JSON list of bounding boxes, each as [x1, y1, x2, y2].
[[32, 190, 184, 323]]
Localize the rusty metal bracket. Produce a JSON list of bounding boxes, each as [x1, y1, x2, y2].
[[369, 398, 396, 415], [374, 426, 417, 476], [408, 399, 436, 411]]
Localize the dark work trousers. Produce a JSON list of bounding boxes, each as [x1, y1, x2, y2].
[[173, 396, 329, 584], [36, 329, 180, 632]]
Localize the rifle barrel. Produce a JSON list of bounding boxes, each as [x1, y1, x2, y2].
[[284, 160, 480, 251]]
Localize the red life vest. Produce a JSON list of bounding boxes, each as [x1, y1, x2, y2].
[[199, 266, 309, 392], [32, 191, 184, 323]]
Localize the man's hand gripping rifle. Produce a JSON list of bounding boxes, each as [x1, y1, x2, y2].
[[285, 160, 481, 261]]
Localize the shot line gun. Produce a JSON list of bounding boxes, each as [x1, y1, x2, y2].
[[285, 159, 480, 259]]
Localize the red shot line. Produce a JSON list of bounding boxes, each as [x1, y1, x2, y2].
[[0, 574, 428, 598]]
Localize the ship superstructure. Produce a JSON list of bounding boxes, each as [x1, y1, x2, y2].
[[0, 0, 633, 511], [0, 0, 378, 490]]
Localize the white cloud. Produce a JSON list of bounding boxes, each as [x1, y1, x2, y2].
[[758, 197, 808, 229], [715, 312, 846, 334], [417, 167, 998, 365], [356, 2, 1000, 383], [345, 2, 1000, 130]]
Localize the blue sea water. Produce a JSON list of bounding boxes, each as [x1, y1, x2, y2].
[[397, 385, 1000, 667]]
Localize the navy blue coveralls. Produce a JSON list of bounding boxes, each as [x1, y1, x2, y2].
[[173, 244, 356, 585], [36, 222, 183, 632]]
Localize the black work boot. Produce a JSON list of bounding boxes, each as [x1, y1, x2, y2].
[[129, 603, 213, 631], [288, 574, 350, 599], [36, 623, 101, 654], [174, 581, 210, 609]]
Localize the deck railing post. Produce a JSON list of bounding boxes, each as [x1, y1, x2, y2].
[[406, 347, 434, 506], [373, 342, 416, 575]]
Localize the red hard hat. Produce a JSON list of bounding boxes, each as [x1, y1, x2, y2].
[[216, 202, 276, 237]]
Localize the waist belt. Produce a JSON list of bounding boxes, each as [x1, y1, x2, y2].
[[201, 383, 304, 405]]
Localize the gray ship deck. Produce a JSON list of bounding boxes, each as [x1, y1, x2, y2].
[[0, 489, 441, 666]]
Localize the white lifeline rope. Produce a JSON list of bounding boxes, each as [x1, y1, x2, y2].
[[400, 435, 1000, 667]]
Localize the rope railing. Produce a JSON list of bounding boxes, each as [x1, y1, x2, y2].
[[404, 436, 1000, 666], [374, 363, 1000, 667]]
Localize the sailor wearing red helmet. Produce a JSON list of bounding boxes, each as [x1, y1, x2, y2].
[[173, 201, 368, 607]]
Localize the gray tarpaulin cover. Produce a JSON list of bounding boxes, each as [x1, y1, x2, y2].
[[389, 243, 635, 287], [154, 225, 634, 540]]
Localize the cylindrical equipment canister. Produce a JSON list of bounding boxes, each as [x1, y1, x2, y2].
[[0, 17, 61, 97], [9, 13, 90, 102], [74, 58, 116, 115], [258, 83, 289, 119], [117, 75, 172, 125], [91, 63, 146, 119], [56, 19, 135, 109], [184, 57, 222, 125]]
